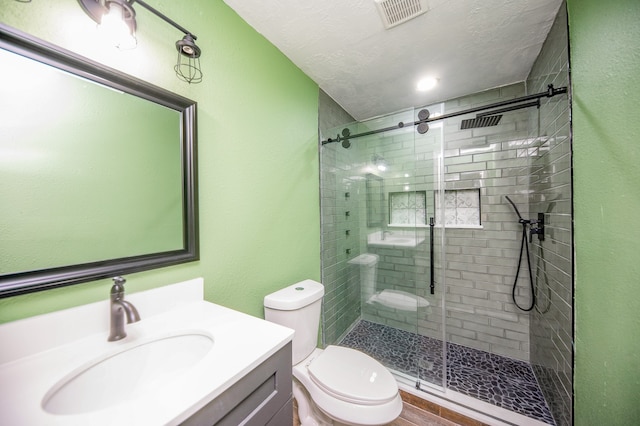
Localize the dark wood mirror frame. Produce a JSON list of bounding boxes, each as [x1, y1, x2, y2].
[[0, 24, 199, 298]]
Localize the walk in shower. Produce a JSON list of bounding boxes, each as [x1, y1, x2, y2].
[[319, 4, 572, 425], [318, 18, 573, 424]]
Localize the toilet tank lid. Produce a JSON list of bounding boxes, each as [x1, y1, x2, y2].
[[264, 279, 324, 311]]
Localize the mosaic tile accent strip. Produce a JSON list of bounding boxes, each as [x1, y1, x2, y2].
[[339, 321, 555, 425]]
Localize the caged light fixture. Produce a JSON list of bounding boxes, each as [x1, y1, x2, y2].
[[174, 33, 202, 84], [78, 0, 203, 83]]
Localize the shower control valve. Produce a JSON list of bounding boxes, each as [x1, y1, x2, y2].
[[529, 213, 545, 242]]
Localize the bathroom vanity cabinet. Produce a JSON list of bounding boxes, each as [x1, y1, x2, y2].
[[183, 342, 293, 426], [0, 279, 295, 426]]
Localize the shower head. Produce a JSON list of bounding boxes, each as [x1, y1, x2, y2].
[[460, 114, 502, 130], [460, 100, 540, 130]]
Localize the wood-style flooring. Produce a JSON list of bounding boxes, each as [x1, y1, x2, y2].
[[293, 390, 490, 426]]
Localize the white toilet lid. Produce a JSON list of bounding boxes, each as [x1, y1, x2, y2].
[[307, 345, 398, 405]]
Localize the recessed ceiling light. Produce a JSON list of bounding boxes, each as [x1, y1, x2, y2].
[[417, 77, 438, 92]]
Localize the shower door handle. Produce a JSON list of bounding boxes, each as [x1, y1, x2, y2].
[[429, 217, 435, 295]]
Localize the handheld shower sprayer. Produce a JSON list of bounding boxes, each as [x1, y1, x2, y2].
[[505, 195, 523, 221], [504, 196, 545, 312], [505, 196, 545, 242]]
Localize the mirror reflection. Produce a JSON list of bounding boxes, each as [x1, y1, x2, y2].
[[0, 25, 198, 297], [365, 173, 385, 227]]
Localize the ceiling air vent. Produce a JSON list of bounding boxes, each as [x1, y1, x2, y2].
[[375, 0, 429, 29]]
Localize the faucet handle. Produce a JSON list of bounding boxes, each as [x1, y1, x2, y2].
[[111, 276, 126, 297]]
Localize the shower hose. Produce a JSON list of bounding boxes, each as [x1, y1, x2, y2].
[[505, 196, 536, 312], [513, 221, 536, 311]]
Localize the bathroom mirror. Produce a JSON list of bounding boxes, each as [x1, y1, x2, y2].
[[365, 173, 385, 227], [0, 24, 198, 297]]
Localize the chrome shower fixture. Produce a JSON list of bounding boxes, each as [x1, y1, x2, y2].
[[78, 0, 203, 83]]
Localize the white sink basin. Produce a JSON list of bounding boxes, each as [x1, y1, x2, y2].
[[386, 237, 412, 244], [42, 331, 214, 415], [367, 231, 425, 248]]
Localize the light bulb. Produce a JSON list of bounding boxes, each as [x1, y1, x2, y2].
[[99, 2, 136, 49]]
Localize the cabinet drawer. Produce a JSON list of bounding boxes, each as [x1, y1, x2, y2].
[[182, 342, 292, 426]]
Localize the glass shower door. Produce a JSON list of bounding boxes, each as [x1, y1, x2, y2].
[[320, 105, 446, 391], [410, 104, 446, 391]]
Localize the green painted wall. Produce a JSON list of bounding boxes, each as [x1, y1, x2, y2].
[[568, 0, 640, 423], [0, 0, 320, 322]]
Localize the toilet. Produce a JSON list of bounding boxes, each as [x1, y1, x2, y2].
[[264, 279, 402, 426], [347, 253, 379, 302]]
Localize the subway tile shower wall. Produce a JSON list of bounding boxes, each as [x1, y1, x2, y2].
[[358, 110, 445, 343], [321, 84, 544, 362], [525, 3, 572, 426], [349, 87, 536, 363], [318, 90, 361, 346], [438, 83, 534, 362]]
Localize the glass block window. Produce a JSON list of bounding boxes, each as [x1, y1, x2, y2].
[[436, 189, 481, 226], [389, 191, 426, 225]]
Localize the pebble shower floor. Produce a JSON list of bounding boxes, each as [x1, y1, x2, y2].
[[339, 320, 555, 425]]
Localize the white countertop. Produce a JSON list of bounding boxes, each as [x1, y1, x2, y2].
[[0, 278, 294, 425]]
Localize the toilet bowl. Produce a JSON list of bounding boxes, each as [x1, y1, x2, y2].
[[293, 346, 402, 425], [264, 280, 402, 426]]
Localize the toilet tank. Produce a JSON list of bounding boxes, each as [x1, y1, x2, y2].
[[264, 280, 324, 364]]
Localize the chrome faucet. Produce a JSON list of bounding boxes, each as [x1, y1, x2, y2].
[[108, 276, 140, 342], [381, 230, 393, 240]]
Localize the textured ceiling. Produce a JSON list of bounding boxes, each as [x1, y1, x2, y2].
[[222, 0, 563, 121]]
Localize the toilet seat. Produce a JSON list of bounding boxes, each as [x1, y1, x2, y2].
[[293, 347, 403, 426], [308, 345, 398, 405]]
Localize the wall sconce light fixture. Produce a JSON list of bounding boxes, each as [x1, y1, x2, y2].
[[78, 0, 203, 83], [96, 0, 137, 49], [175, 33, 202, 84]]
